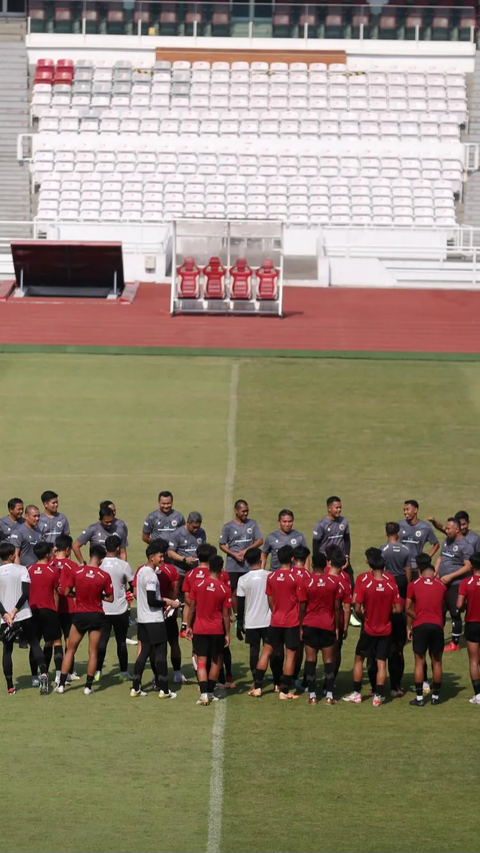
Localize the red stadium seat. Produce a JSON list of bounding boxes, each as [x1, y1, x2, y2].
[[230, 258, 252, 300], [37, 58, 54, 69], [177, 257, 200, 298], [56, 58, 74, 71], [203, 257, 225, 299], [34, 68, 54, 84], [53, 69, 74, 84], [256, 260, 279, 300]]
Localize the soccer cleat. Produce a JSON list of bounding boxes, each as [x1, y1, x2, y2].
[[372, 694, 383, 707], [390, 688, 404, 698], [279, 691, 300, 700], [343, 691, 362, 704], [422, 681, 431, 694], [179, 630, 187, 639], [130, 688, 147, 698], [7, 686, 16, 695], [208, 693, 220, 702], [54, 684, 65, 694], [31, 676, 40, 688], [349, 612, 362, 628], [248, 687, 262, 698], [126, 637, 138, 646], [54, 673, 61, 686], [443, 641, 460, 652], [307, 696, 318, 705], [83, 687, 94, 695], [409, 697, 425, 707], [159, 690, 177, 700], [67, 671, 80, 682], [431, 696, 440, 705], [119, 672, 132, 682], [469, 695, 480, 705], [173, 672, 191, 684], [197, 693, 210, 706], [93, 670, 101, 682], [39, 674, 49, 695], [325, 697, 337, 705]]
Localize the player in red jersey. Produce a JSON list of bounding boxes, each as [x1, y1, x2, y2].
[[406, 552, 446, 707], [49, 534, 80, 682], [248, 544, 303, 701], [55, 544, 113, 696], [343, 548, 401, 707], [186, 554, 231, 706], [153, 538, 190, 686], [28, 541, 64, 686], [326, 546, 352, 682], [299, 553, 342, 705], [457, 553, 480, 704]]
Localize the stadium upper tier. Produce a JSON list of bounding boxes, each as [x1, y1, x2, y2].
[[29, 58, 465, 228], [26, 0, 477, 41]]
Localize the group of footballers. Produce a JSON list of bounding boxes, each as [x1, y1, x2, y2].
[[1, 489, 480, 706]]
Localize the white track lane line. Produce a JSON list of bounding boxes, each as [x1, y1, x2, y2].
[[206, 360, 240, 853]]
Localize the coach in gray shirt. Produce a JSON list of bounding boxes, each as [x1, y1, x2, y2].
[[381, 522, 412, 599], [10, 505, 45, 567], [429, 510, 480, 553], [219, 500, 263, 589], [261, 509, 307, 571], [435, 516, 474, 649], [73, 506, 128, 563], [0, 498, 24, 542], [38, 490, 70, 543], [142, 491, 185, 545], [397, 499, 439, 570], [168, 512, 206, 577]]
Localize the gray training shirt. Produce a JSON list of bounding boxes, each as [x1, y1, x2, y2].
[[0, 516, 23, 542], [312, 516, 350, 556], [38, 512, 70, 543], [77, 520, 128, 549], [168, 525, 207, 576], [262, 529, 308, 571], [380, 542, 411, 577], [9, 525, 45, 567], [219, 519, 263, 573], [143, 508, 185, 542], [397, 519, 438, 568], [465, 529, 480, 552], [437, 536, 474, 583]]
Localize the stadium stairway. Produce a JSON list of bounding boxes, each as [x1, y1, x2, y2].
[[463, 42, 480, 246], [0, 20, 32, 252]]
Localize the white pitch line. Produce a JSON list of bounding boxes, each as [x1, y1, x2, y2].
[[206, 360, 240, 853]]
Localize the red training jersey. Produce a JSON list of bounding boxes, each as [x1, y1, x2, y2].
[[49, 556, 77, 613], [183, 566, 231, 595], [291, 565, 310, 583], [459, 574, 480, 622], [190, 576, 232, 635], [28, 562, 58, 611], [266, 568, 303, 628], [63, 565, 113, 614], [300, 572, 343, 632], [406, 576, 446, 628], [354, 575, 399, 636], [156, 561, 180, 599]]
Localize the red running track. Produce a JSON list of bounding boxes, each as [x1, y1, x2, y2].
[[1, 284, 480, 353]]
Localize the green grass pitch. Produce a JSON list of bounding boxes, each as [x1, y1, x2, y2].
[[1, 352, 480, 853]]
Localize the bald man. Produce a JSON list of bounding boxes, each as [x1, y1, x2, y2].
[[10, 506, 45, 568]]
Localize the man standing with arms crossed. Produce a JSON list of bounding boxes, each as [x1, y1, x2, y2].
[[435, 517, 473, 652], [219, 500, 263, 595], [398, 499, 439, 578]]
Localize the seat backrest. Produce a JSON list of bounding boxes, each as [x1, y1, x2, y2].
[[230, 258, 252, 299], [203, 257, 225, 298], [256, 260, 279, 300], [177, 257, 200, 298]]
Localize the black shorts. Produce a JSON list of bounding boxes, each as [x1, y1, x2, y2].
[[412, 623, 444, 659], [265, 624, 300, 651], [302, 626, 336, 650], [58, 612, 72, 640], [193, 633, 225, 659], [465, 621, 480, 644], [356, 630, 390, 661], [72, 612, 106, 635], [390, 612, 407, 645], [228, 572, 246, 592], [137, 621, 167, 646], [166, 614, 179, 643], [32, 608, 62, 643], [103, 611, 129, 634], [245, 627, 269, 645]]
